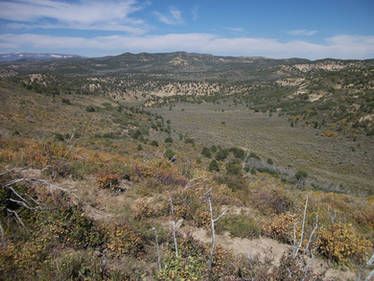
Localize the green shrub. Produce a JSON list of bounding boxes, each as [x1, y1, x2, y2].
[[184, 138, 194, 145], [267, 158, 273, 165], [208, 159, 220, 172], [201, 147, 211, 158], [230, 147, 245, 160], [210, 145, 217, 153], [226, 160, 241, 175], [215, 149, 229, 161], [85, 105, 95, 112], [150, 140, 159, 146], [164, 149, 175, 160], [248, 152, 260, 160], [61, 98, 72, 105], [216, 215, 260, 238], [295, 170, 308, 181], [38, 251, 111, 281], [42, 206, 103, 249], [164, 137, 173, 143]]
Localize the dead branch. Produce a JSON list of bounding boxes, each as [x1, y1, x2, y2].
[[293, 195, 308, 258], [6, 209, 25, 228], [0, 222, 5, 247], [151, 227, 162, 272], [205, 190, 227, 270], [184, 177, 207, 190], [356, 253, 374, 281], [0, 164, 31, 177], [304, 215, 318, 256], [169, 194, 179, 257], [8, 198, 36, 210]]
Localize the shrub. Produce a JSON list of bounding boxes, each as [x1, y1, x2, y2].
[[215, 149, 229, 161], [137, 144, 143, 151], [225, 160, 242, 175], [131, 129, 142, 140], [104, 224, 144, 257], [267, 158, 273, 165], [61, 98, 71, 105], [184, 138, 195, 145], [216, 215, 260, 238], [43, 207, 103, 249], [295, 170, 308, 181], [96, 172, 120, 191], [317, 223, 372, 263], [264, 213, 295, 243], [156, 252, 204, 281], [208, 159, 220, 172], [248, 152, 260, 160], [164, 136, 173, 143], [201, 147, 211, 158], [163, 149, 175, 160], [135, 199, 154, 220], [230, 147, 245, 160], [150, 140, 159, 146], [85, 105, 95, 112], [251, 189, 293, 215], [321, 130, 338, 137], [38, 251, 111, 281]]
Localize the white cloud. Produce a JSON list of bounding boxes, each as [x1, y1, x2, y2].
[[0, 0, 147, 34], [225, 27, 245, 33], [1, 33, 374, 59], [154, 7, 183, 25], [288, 29, 318, 36], [192, 5, 199, 21]]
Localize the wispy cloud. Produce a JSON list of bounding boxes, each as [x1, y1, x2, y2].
[[2, 33, 373, 59], [288, 29, 318, 36], [0, 0, 147, 34], [225, 27, 245, 33], [154, 7, 183, 25], [192, 5, 199, 21]]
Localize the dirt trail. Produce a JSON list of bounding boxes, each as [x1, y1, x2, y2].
[[184, 226, 356, 281]]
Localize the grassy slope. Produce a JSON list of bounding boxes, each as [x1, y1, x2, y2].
[[0, 82, 373, 280]]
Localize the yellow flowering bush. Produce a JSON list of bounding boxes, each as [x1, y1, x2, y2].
[[105, 224, 144, 257], [264, 213, 295, 243], [317, 223, 372, 263], [135, 199, 154, 220]]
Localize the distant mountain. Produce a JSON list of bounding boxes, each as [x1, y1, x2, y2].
[[0, 53, 81, 62]]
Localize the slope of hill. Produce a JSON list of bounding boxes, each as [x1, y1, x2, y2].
[[0, 81, 373, 280]]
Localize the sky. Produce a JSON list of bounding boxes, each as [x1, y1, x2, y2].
[[0, 0, 373, 59]]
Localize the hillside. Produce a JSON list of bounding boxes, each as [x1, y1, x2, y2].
[[1, 52, 373, 136], [0, 53, 374, 280]]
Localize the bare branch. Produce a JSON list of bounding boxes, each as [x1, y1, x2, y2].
[[207, 194, 215, 270], [214, 209, 227, 223], [294, 195, 309, 258], [151, 227, 162, 272], [25, 194, 42, 208], [0, 222, 5, 247], [8, 198, 36, 210], [357, 253, 374, 281], [169, 194, 178, 258], [184, 177, 207, 190], [304, 215, 318, 256], [6, 209, 25, 228], [364, 270, 374, 281]]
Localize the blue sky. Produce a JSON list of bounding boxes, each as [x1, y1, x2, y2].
[[0, 0, 373, 59]]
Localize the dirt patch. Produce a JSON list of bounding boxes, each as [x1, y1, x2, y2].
[[184, 226, 355, 281]]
